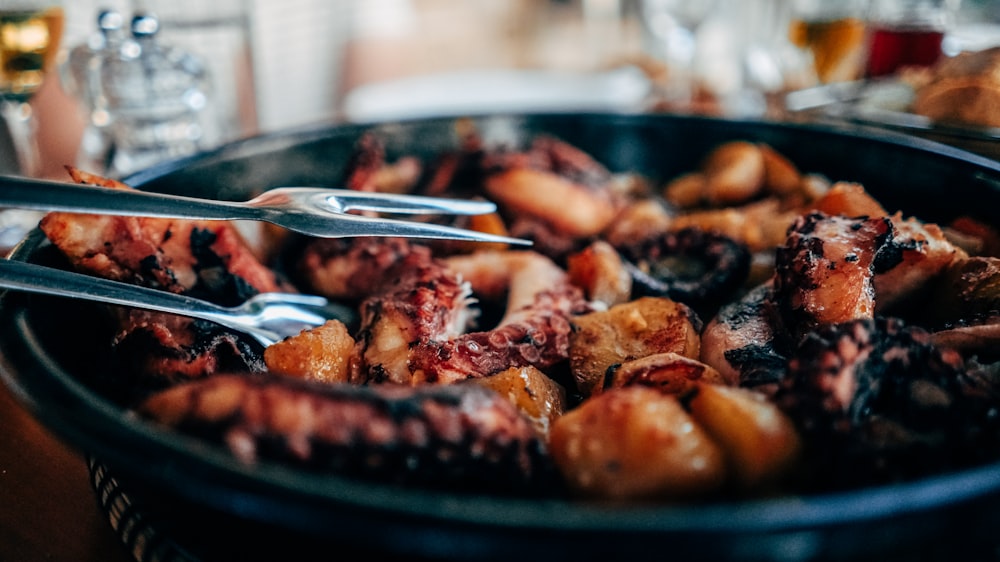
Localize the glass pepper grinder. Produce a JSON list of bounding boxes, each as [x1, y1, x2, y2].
[[63, 8, 127, 174], [101, 11, 213, 177]]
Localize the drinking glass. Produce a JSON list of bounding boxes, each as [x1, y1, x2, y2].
[[788, 0, 870, 83], [865, 0, 960, 77], [639, 0, 719, 106], [0, 0, 63, 177]]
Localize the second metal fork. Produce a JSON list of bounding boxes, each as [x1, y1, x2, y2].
[[0, 175, 531, 245]]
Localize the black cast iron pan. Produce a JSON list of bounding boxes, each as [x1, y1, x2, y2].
[[3, 113, 1000, 562]]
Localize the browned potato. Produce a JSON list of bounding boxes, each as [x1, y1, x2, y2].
[[603, 352, 726, 396], [448, 212, 512, 254], [668, 198, 798, 253], [568, 297, 701, 396], [469, 365, 567, 438], [264, 320, 355, 384], [549, 386, 726, 501], [810, 181, 888, 218], [759, 144, 802, 196], [566, 240, 632, 307], [702, 141, 765, 206], [662, 171, 707, 208], [603, 199, 673, 249], [686, 383, 801, 490]]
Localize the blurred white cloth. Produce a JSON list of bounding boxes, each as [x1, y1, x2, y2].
[[250, 0, 352, 131], [341, 66, 652, 122]]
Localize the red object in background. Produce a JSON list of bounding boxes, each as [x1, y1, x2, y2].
[[865, 26, 945, 77]]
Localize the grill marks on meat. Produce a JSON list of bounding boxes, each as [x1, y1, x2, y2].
[[137, 374, 558, 494]]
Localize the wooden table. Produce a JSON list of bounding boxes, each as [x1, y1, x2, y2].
[[0, 380, 132, 562]]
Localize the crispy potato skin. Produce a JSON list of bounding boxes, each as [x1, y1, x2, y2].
[[568, 297, 701, 397], [264, 320, 356, 384], [469, 366, 567, 439]]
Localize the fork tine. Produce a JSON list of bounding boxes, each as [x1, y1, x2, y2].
[[331, 213, 533, 246], [318, 189, 499, 215]]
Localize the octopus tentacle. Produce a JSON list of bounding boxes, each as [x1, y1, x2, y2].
[[775, 316, 997, 490], [353, 250, 589, 385], [775, 212, 893, 340], [617, 226, 751, 316], [700, 280, 788, 392], [137, 374, 558, 494]]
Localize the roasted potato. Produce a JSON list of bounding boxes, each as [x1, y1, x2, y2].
[[602, 352, 726, 396], [264, 320, 355, 384], [549, 386, 726, 501], [566, 240, 632, 308], [686, 383, 801, 491], [568, 297, 701, 396], [470, 365, 567, 438]]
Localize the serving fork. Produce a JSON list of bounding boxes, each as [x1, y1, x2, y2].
[[0, 259, 354, 346], [0, 175, 531, 245]]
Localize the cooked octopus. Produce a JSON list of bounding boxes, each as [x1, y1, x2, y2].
[[353, 247, 589, 385], [617, 226, 751, 316], [32, 133, 1000, 503], [775, 212, 893, 340], [700, 280, 788, 393], [775, 316, 1000, 490], [40, 168, 285, 397], [137, 374, 558, 495]]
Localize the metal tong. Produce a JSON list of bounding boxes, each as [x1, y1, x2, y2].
[[0, 175, 531, 245], [0, 259, 355, 346]]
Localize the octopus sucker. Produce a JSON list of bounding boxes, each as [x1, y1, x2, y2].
[[775, 316, 999, 490], [616, 227, 751, 317], [137, 374, 558, 494], [354, 249, 589, 385]]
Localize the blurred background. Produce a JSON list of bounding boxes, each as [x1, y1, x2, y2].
[[3, 0, 999, 180]]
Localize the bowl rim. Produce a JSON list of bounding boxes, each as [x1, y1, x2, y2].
[[3, 111, 1000, 553]]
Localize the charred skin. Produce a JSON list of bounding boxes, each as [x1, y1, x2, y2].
[[300, 237, 430, 302], [776, 317, 1000, 490], [700, 281, 789, 394], [137, 374, 559, 495], [775, 212, 893, 340], [107, 312, 266, 403], [40, 171, 287, 397], [618, 227, 751, 317]]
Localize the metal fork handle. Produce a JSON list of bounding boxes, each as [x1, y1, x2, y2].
[[0, 259, 256, 336], [0, 175, 259, 221]]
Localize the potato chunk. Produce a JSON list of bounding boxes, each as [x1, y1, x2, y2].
[[702, 141, 765, 206], [263, 320, 355, 384], [549, 387, 726, 501], [566, 240, 632, 308], [603, 352, 726, 396], [810, 181, 887, 218], [469, 366, 567, 438], [569, 297, 701, 396], [687, 383, 801, 490]]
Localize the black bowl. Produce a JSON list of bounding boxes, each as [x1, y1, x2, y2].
[[3, 113, 1000, 562]]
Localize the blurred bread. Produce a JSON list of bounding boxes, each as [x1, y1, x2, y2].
[[911, 47, 1000, 128]]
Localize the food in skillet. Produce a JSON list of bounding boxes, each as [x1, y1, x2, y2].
[[37, 129, 1000, 502]]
